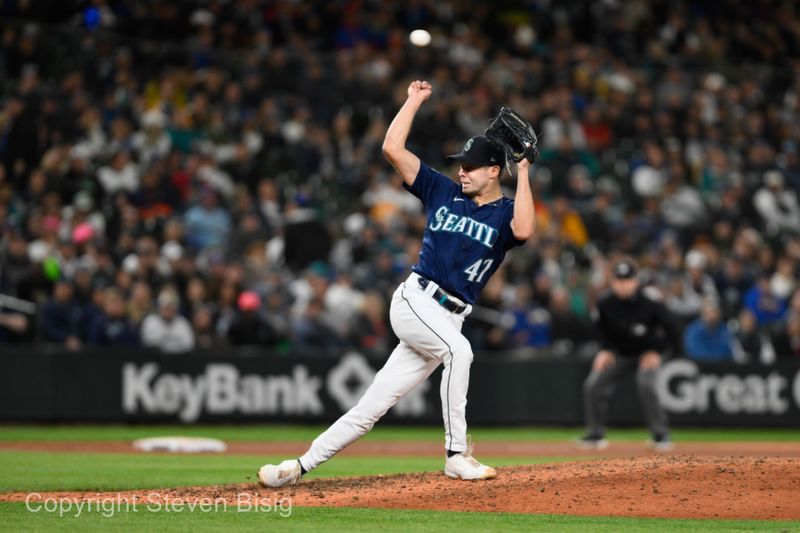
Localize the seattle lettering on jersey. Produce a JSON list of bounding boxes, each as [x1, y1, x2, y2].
[[428, 206, 498, 248]]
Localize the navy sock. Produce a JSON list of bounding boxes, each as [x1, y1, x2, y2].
[[298, 459, 307, 475], [447, 450, 460, 458]]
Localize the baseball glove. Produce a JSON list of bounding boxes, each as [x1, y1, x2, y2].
[[484, 107, 539, 164]]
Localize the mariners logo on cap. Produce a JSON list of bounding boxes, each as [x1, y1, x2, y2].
[[464, 138, 473, 152]]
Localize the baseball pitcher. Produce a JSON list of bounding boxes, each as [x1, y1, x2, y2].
[[258, 81, 537, 486]]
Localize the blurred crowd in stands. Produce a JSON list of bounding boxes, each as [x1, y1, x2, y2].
[[1, 0, 800, 363]]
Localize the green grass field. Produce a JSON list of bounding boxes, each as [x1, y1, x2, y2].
[[1, 425, 798, 532], [2, 503, 797, 533]]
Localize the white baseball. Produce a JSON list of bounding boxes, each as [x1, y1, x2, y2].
[[409, 29, 431, 47]]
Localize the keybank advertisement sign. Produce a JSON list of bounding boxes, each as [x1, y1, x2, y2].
[[5, 349, 797, 424], [657, 359, 800, 415], [122, 353, 430, 422]]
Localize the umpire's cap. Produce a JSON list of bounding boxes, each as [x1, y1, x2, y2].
[[612, 258, 638, 280], [447, 135, 505, 168]]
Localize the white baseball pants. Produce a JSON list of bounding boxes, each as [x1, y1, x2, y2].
[[299, 273, 473, 471]]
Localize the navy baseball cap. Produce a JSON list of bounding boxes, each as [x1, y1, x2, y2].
[[612, 259, 637, 279], [447, 135, 505, 168]]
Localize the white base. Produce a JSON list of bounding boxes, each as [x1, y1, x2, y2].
[[132, 436, 227, 453]]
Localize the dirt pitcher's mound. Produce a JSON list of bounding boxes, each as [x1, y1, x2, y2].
[[267, 456, 799, 519], [3, 456, 798, 519]]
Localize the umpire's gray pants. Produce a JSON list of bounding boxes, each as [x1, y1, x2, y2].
[[582, 356, 669, 437]]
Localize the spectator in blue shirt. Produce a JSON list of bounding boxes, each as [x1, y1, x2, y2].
[[183, 188, 231, 251], [508, 285, 551, 349], [683, 299, 733, 362], [743, 276, 788, 326]]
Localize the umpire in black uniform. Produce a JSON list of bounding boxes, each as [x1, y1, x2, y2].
[[579, 258, 681, 451]]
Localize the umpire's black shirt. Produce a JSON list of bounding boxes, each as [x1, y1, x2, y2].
[[594, 289, 681, 358]]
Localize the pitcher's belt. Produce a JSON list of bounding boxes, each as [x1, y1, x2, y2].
[[415, 275, 468, 315]]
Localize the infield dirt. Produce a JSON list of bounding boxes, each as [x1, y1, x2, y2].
[[1, 439, 799, 457]]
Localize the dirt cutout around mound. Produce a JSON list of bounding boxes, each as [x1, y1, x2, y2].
[[3, 456, 799, 519]]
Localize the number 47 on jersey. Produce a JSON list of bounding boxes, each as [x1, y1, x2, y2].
[[464, 259, 493, 283]]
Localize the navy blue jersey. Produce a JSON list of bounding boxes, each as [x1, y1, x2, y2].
[[403, 163, 525, 304]]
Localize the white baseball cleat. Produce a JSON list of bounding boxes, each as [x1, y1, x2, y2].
[[444, 438, 496, 480], [257, 459, 302, 488]]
